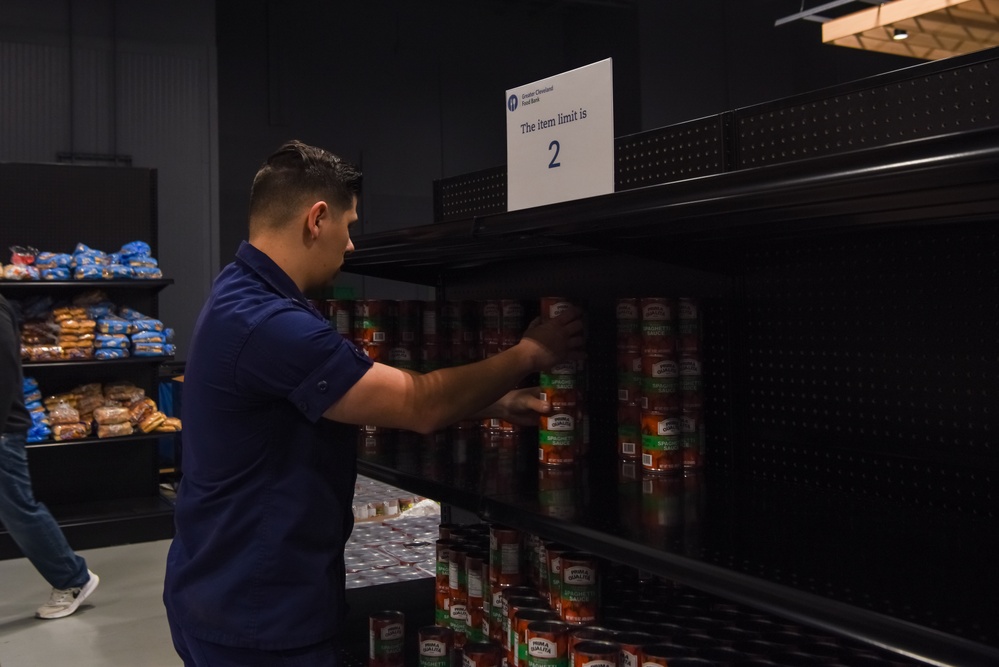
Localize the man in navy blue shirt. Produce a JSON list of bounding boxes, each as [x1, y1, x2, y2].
[[163, 140, 583, 666]]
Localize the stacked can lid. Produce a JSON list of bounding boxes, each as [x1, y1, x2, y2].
[[617, 297, 704, 475]]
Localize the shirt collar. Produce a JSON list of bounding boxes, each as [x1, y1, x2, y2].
[[234, 241, 312, 307]]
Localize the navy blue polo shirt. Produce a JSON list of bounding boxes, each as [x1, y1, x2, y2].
[[164, 241, 373, 650]]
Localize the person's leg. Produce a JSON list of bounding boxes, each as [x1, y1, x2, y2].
[[0, 432, 89, 589]]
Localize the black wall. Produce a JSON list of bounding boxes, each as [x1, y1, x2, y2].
[[215, 0, 918, 268]]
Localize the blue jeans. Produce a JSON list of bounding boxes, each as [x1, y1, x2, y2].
[[0, 432, 89, 589]]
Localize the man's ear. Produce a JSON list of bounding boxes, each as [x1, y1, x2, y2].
[[307, 201, 328, 238]]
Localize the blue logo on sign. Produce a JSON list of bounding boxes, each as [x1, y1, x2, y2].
[[507, 94, 518, 112]]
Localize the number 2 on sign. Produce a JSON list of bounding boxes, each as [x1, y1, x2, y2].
[[548, 140, 561, 168]]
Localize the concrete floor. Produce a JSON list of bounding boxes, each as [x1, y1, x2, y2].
[[0, 539, 180, 667]]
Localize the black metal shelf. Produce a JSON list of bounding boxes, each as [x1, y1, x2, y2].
[[26, 431, 177, 450], [0, 278, 173, 291], [341, 53, 999, 666], [357, 431, 999, 667], [23, 355, 174, 369], [345, 126, 999, 282]]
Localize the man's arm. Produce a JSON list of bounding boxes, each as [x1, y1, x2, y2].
[[323, 309, 583, 434]]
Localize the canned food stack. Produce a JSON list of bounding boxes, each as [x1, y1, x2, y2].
[[677, 297, 704, 470], [388, 299, 421, 371], [435, 524, 492, 650], [369, 610, 405, 667], [615, 298, 642, 461], [325, 298, 354, 338], [418, 625, 455, 667], [637, 297, 682, 475], [446, 300, 480, 366], [420, 300, 441, 372], [538, 297, 586, 467], [481, 299, 526, 433], [353, 299, 396, 363], [422, 524, 920, 667]]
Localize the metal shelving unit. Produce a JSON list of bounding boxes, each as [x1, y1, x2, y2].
[[0, 164, 175, 557], [345, 48, 999, 667]]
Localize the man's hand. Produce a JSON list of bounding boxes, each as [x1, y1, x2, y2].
[[485, 386, 552, 426], [518, 307, 585, 372]]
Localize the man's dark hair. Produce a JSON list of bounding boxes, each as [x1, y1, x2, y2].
[[248, 140, 362, 231]]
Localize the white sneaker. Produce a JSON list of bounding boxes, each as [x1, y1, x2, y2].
[[36, 570, 100, 619]]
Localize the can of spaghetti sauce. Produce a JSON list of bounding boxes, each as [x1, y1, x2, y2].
[[641, 412, 682, 474], [571, 640, 619, 667], [418, 625, 454, 667], [558, 553, 599, 625], [526, 620, 573, 667], [369, 610, 405, 667], [462, 642, 504, 667], [540, 297, 573, 322]]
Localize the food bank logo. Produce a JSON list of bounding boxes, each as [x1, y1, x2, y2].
[[508, 94, 518, 112]]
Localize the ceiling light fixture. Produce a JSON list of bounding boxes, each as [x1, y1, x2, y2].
[[773, 0, 999, 61]]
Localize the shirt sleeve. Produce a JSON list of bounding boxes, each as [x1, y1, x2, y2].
[[234, 304, 373, 423]]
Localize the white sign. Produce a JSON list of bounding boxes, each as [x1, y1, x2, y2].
[[505, 58, 614, 211]]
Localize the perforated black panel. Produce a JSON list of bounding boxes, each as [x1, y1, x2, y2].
[[433, 166, 507, 222], [616, 115, 729, 191], [736, 60, 999, 168], [738, 223, 997, 517]]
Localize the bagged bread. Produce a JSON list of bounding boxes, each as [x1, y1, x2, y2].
[[94, 405, 130, 425], [97, 422, 134, 438], [52, 423, 89, 441]]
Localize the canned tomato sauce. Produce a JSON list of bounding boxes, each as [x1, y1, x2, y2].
[[544, 544, 571, 613], [641, 412, 682, 474], [449, 544, 471, 642], [617, 349, 642, 404], [571, 640, 619, 667], [681, 408, 705, 470], [369, 610, 405, 667], [421, 301, 439, 345], [679, 353, 703, 409], [640, 298, 676, 355], [539, 411, 577, 466], [501, 299, 526, 336], [540, 362, 579, 410], [569, 627, 619, 666], [526, 620, 573, 667], [613, 631, 658, 667], [559, 553, 599, 625], [513, 608, 561, 667], [325, 299, 353, 336], [466, 551, 488, 643], [435, 540, 456, 626], [640, 353, 679, 413], [359, 299, 394, 346], [617, 402, 641, 460], [418, 625, 455, 667], [462, 641, 504, 667], [489, 525, 523, 587], [616, 297, 641, 351], [506, 596, 550, 659], [540, 297, 573, 321]]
